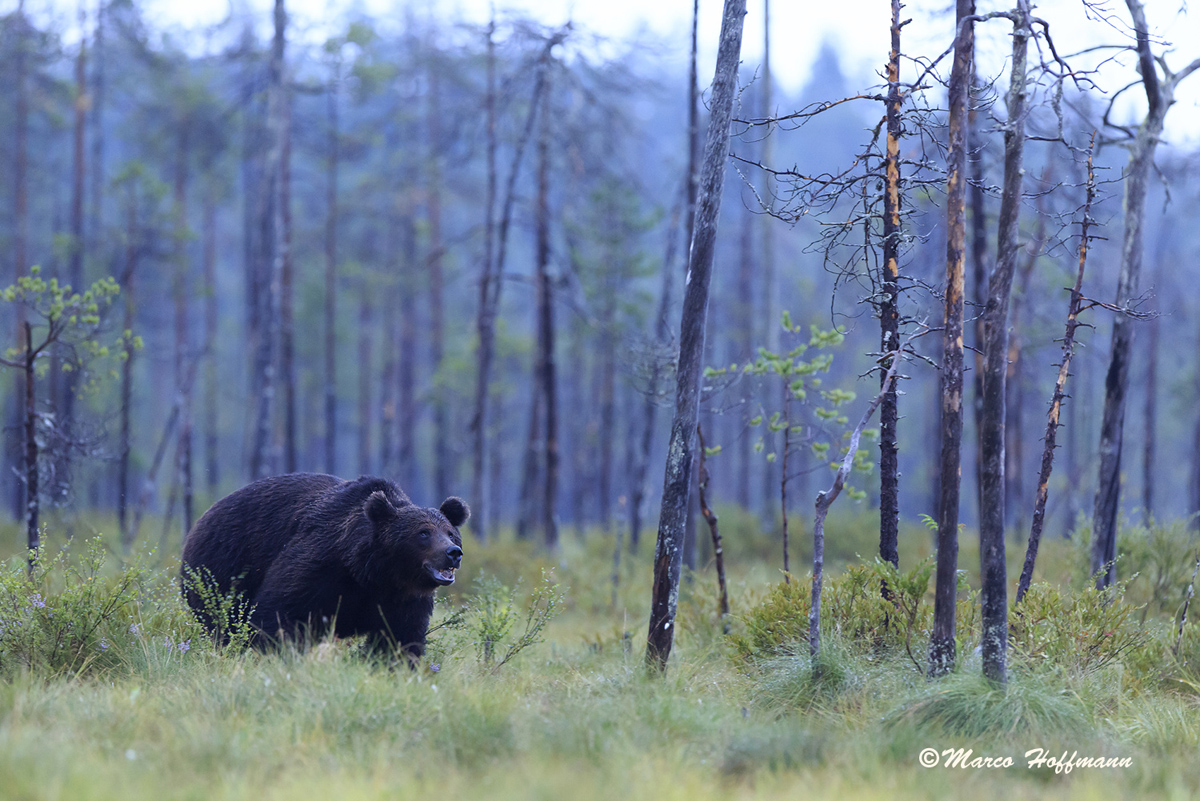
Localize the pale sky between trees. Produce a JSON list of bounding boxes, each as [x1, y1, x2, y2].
[[21, 0, 1200, 140]]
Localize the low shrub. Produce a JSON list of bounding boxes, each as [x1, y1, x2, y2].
[[1010, 579, 1150, 674], [0, 538, 151, 678]]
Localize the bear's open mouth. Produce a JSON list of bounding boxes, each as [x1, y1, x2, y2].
[[427, 564, 456, 586]]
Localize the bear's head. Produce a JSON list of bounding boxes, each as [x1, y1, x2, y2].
[[362, 491, 469, 590]]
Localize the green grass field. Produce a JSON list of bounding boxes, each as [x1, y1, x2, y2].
[[0, 507, 1196, 800]]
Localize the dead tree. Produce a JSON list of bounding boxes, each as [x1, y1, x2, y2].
[[1091, 0, 1200, 587], [323, 44, 340, 476], [929, 0, 975, 679], [278, 76, 296, 474], [1016, 142, 1096, 606], [646, 0, 746, 674], [697, 424, 730, 633], [976, 0, 1032, 685], [248, 0, 286, 480], [470, 26, 565, 539], [878, 0, 905, 581], [812, 338, 909, 660]]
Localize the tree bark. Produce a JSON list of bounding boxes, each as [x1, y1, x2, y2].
[[427, 49, 449, 500], [248, 0, 286, 480], [356, 282, 373, 474], [879, 0, 903, 578], [1016, 143, 1095, 606], [646, 0, 745, 673], [969, 77, 989, 528], [470, 29, 562, 538], [929, 0, 975, 679], [24, 323, 38, 564], [473, 18, 498, 539], [630, 187, 683, 554], [813, 340, 906, 659], [118, 190, 137, 549], [397, 215, 418, 490], [323, 54, 340, 476], [202, 194, 220, 493], [697, 424, 730, 632], [536, 95, 558, 551], [57, 26, 88, 499], [10, 0, 29, 522], [976, 0, 1031, 684], [279, 78, 296, 475], [173, 128, 194, 535], [1141, 264, 1159, 526], [1091, 0, 1200, 587]]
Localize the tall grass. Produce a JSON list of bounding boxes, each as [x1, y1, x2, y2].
[[0, 510, 1196, 799]]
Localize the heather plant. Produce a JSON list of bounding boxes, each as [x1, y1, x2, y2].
[[0, 536, 147, 678]]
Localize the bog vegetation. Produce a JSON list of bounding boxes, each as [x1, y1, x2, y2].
[[0, 511, 1196, 800], [3, 0, 1200, 795]]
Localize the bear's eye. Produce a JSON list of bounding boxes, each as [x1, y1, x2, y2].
[[419, 529, 432, 542]]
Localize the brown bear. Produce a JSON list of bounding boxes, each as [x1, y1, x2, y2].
[[180, 473, 468, 661]]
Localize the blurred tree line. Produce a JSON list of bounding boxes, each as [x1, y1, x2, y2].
[[1, 0, 1198, 582]]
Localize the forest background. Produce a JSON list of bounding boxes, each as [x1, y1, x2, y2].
[[1, 0, 1200, 797]]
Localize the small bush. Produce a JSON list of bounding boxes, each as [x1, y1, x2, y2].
[[431, 569, 564, 669], [1010, 580, 1149, 674], [0, 538, 148, 678], [729, 558, 944, 669], [179, 564, 257, 650]]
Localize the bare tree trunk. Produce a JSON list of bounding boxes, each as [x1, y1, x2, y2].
[[427, 52, 449, 500], [969, 77, 989, 527], [323, 54, 340, 476], [598, 274, 616, 533], [173, 129, 194, 535], [1092, 0, 1200, 586], [57, 25, 88, 500], [89, 0, 105, 273], [536, 99, 558, 550], [248, 0, 286, 480], [397, 215, 417, 490], [1016, 143, 1095, 606], [697, 424, 730, 632], [279, 80, 296, 474], [929, 0, 975, 679], [472, 18, 498, 538], [630, 189, 683, 554], [516, 380, 543, 540], [759, 0, 779, 528], [780, 390, 792, 582], [736, 204, 754, 509], [976, 0, 1031, 684], [1141, 264, 1159, 526], [118, 191, 137, 549], [813, 340, 906, 660], [356, 283, 373, 474], [9, 0, 29, 522], [646, 0, 745, 673], [1005, 217, 1041, 538], [24, 323, 38, 564], [471, 29, 562, 538], [378, 222, 397, 476], [879, 0, 903, 578], [202, 194, 220, 492]]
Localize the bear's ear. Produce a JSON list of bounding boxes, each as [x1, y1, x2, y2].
[[364, 491, 397, 527], [440, 497, 470, 528]]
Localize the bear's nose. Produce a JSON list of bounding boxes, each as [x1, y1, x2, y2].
[[446, 545, 463, 568]]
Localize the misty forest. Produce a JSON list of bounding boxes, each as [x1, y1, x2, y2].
[[2, 0, 1200, 797]]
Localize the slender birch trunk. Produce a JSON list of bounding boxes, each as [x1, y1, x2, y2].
[[646, 0, 745, 673]]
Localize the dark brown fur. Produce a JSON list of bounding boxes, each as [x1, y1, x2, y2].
[[181, 473, 468, 659]]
